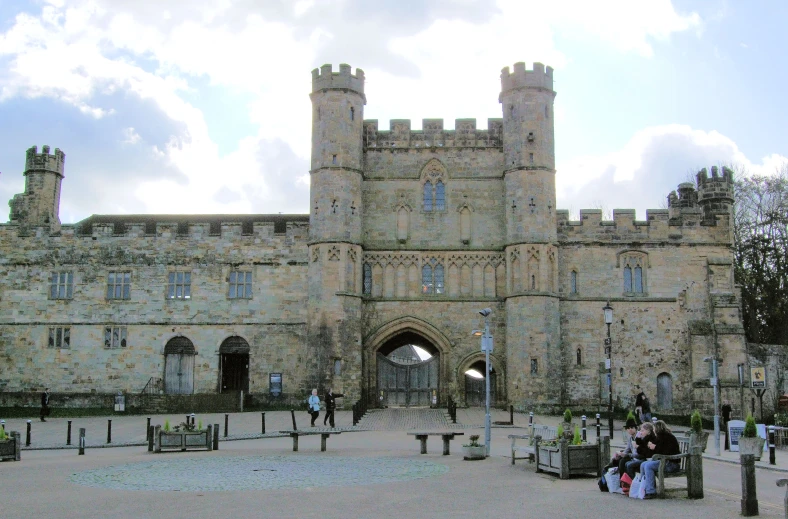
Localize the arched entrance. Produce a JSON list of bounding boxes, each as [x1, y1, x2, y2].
[[657, 372, 673, 409], [164, 336, 195, 394], [219, 336, 250, 393], [464, 360, 497, 407], [376, 332, 440, 407]]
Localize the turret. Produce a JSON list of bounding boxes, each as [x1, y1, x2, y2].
[[696, 166, 734, 224], [9, 145, 65, 232], [309, 63, 365, 243]]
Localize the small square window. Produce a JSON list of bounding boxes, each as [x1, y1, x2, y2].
[[50, 271, 74, 299], [229, 271, 252, 299], [167, 271, 192, 299], [530, 358, 538, 374], [48, 327, 71, 349], [104, 326, 127, 349]]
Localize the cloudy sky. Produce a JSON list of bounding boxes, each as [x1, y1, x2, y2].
[[0, 0, 786, 223]]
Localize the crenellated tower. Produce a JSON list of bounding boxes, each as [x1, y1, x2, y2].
[[307, 64, 366, 399], [9, 145, 65, 232], [500, 62, 561, 408], [697, 166, 735, 224]]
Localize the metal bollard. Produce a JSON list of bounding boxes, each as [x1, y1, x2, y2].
[[261, 412, 266, 434], [596, 413, 601, 438], [107, 419, 112, 444], [581, 415, 587, 442], [190, 413, 195, 427], [213, 423, 220, 451], [509, 405, 514, 425], [147, 425, 154, 452], [26, 420, 31, 446], [529, 411, 533, 427], [146, 417, 151, 441], [186, 415, 190, 426], [67, 420, 72, 445], [78, 428, 86, 455], [741, 453, 758, 516], [224, 414, 229, 438], [291, 409, 297, 431], [769, 425, 776, 465]]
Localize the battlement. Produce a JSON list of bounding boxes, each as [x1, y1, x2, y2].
[[696, 166, 734, 188], [311, 63, 365, 96], [363, 118, 503, 149], [500, 62, 554, 93], [25, 145, 65, 177]]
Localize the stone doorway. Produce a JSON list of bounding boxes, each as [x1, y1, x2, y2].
[[464, 360, 497, 407], [164, 336, 195, 395], [376, 332, 440, 408], [219, 336, 250, 393]]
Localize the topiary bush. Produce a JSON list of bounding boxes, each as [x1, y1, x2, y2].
[[563, 409, 572, 423], [690, 410, 703, 434], [743, 414, 757, 438], [572, 425, 582, 445]]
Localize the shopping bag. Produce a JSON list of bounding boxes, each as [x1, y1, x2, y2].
[[606, 468, 621, 494], [629, 474, 644, 499], [619, 472, 632, 495]]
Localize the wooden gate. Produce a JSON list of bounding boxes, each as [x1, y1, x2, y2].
[[465, 372, 497, 407], [377, 353, 439, 407], [164, 336, 195, 395]]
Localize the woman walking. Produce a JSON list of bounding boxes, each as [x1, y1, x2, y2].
[[308, 389, 321, 427]]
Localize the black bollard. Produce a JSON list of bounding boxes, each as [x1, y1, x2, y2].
[[741, 454, 759, 516], [190, 413, 195, 427], [224, 414, 229, 438], [261, 412, 266, 434], [510, 405, 514, 425], [291, 409, 297, 431], [148, 425, 154, 452], [107, 419, 112, 444], [581, 415, 587, 442], [213, 423, 220, 450], [596, 413, 601, 438], [67, 420, 72, 445], [26, 420, 31, 446], [146, 417, 151, 441], [78, 427, 85, 455], [186, 415, 190, 426], [770, 425, 776, 465]]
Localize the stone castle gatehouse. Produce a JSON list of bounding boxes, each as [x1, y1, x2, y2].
[[0, 62, 748, 414]]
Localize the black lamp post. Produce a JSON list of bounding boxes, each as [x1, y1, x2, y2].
[[603, 301, 614, 438]]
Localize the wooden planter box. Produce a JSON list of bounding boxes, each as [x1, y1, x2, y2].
[[153, 425, 213, 453], [535, 437, 609, 479], [0, 432, 21, 461]]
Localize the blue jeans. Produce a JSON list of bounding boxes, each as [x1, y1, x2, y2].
[[641, 459, 680, 495]]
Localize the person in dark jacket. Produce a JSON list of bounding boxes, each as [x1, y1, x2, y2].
[[40, 388, 50, 422], [323, 388, 344, 428], [635, 390, 652, 424], [624, 421, 656, 479], [640, 420, 681, 499], [604, 416, 639, 474]]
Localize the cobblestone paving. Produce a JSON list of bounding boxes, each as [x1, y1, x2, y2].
[[358, 409, 458, 430], [69, 455, 449, 492]]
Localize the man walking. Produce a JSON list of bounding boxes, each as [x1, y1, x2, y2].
[[40, 387, 50, 422], [323, 388, 344, 428]]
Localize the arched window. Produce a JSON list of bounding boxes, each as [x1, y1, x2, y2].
[[422, 264, 433, 293], [570, 270, 577, 294], [423, 182, 433, 211], [621, 253, 647, 294], [576, 348, 582, 365], [434, 264, 444, 294], [657, 372, 673, 409], [422, 259, 444, 295], [531, 275, 536, 290], [623, 266, 632, 292], [363, 263, 372, 295], [435, 181, 445, 211]]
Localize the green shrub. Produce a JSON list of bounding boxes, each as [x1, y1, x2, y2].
[[0, 427, 7, 441], [743, 414, 757, 438], [690, 410, 703, 434], [572, 426, 582, 445], [198, 419, 203, 431], [626, 410, 636, 423], [164, 419, 171, 432], [557, 424, 564, 438], [563, 409, 572, 423]]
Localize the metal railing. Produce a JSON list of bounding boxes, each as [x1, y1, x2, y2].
[[352, 398, 368, 426]]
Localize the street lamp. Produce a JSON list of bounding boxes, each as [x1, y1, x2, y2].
[[472, 308, 493, 457], [704, 356, 722, 456], [603, 301, 614, 438]]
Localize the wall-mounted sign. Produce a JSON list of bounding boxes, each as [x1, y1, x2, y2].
[[751, 367, 766, 388]]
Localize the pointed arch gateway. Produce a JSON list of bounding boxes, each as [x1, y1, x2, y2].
[[457, 352, 505, 407], [364, 316, 452, 407]]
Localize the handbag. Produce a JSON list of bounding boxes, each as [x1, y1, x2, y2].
[[606, 468, 622, 494], [629, 474, 645, 499]]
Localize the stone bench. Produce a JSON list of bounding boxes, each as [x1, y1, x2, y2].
[[508, 424, 559, 465], [651, 438, 703, 499], [407, 432, 465, 455], [282, 430, 341, 452]]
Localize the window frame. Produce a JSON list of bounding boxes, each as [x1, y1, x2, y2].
[[49, 271, 74, 300], [362, 263, 372, 295], [48, 326, 71, 349], [421, 260, 445, 295], [228, 270, 253, 299], [167, 271, 192, 300], [104, 326, 128, 349], [106, 271, 131, 300]]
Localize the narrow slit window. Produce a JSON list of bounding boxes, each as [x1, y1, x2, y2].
[[350, 106, 355, 121], [576, 348, 582, 365], [634, 266, 643, 293], [423, 181, 433, 211], [363, 263, 372, 295], [570, 270, 577, 294], [435, 181, 445, 211]]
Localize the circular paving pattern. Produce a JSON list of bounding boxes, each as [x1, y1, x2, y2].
[[69, 455, 449, 492]]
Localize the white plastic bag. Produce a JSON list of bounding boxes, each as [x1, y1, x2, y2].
[[607, 468, 622, 494], [629, 474, 645, 499]]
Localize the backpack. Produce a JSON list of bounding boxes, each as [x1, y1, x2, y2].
[[598, 475, 608, 492]]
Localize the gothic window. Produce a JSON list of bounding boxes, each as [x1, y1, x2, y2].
[[530, 358, 538, 374], [167, 271, 191, 299], [104, 326, 127, 349], [531, 275, 536, 290], [228, 271, 252, 299], [576, 348, 582, 365], [529, 153, 534, 164], [106, 271, 131, 300], [621, 253, 646, 294], [423, 182, 433, 211], [570, 270, 577, 294], [422, 259, 444, 295], [363, 263, 372, 295], [48, 326, 71, 349], [435, 181, 445, 211], [50, 271, 73, 299]]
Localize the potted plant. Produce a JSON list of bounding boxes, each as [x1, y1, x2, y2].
[[0, 427, 21, 461], [738, 414, 764, 460], [689, 410, 709, 453], [154, 420, 213, 453], [462, 435, 486, 460], [560, 409, 574, 441]]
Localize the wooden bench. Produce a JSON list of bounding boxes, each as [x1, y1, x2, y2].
[[407, 432, 465, 455], [282, 430, 341, 452], [651, 438, 703, 499], [508, 424, 559, 465]]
